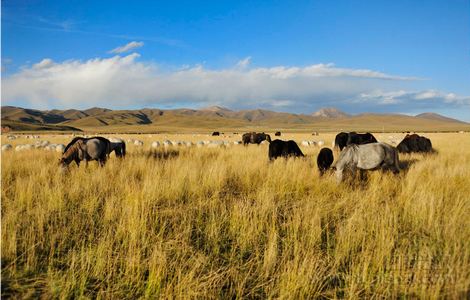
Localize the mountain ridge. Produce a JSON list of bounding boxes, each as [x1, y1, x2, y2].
[[415, 112, 466, 124], [1, 105, 468, 132], [312, 107, 349, 118]]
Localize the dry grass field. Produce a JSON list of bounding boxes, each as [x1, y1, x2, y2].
[[2, 132, 470, 298]]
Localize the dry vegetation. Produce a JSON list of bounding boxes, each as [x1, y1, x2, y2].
[[2, 133, 470, 298]]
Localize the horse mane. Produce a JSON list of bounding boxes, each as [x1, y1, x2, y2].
[[61, 139, 84, 163], [346, 144, 359, 150], [336, 144, 359, 164], [63, 137, 85, 153]]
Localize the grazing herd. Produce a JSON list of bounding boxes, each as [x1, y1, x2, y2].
[[264, 131, 431, 183], [4, 130, 436, 183]]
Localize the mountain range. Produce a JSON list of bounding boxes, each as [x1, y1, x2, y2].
[[1, 106, 468, 133]]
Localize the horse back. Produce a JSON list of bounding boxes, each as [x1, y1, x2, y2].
[[356, 143, 388, 170], [84, 138, 109, 159]]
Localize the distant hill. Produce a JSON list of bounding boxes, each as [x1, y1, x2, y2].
[[415, 112, 466, 124], [1, 119, 82, 132], [1, 105, 468, 133], [312, 107, 349, 118], [1, 106, 68, 124], [201, 106, 233, 113]]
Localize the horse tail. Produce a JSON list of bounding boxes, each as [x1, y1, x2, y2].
[[106, 140, 112, 158]]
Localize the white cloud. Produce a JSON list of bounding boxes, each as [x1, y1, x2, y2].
[[358, 90, 470, 107], [33, 58, 55, 69], [2, 54, 469, 113], [236, 56, 251, 68], [109, 41, 144, 54]]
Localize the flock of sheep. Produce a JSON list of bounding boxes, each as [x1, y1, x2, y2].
[[2, 136, 66, 152], [2, 138, 330, 152], [0, 132, 408, 154]]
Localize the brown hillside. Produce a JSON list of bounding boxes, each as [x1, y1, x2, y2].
[[1, 106, 468, 133]]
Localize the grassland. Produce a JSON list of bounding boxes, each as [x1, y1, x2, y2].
[[1, 132, 470, 298]]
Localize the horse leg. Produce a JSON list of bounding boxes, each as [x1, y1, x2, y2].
[[335, 168, 344, 183], [392, 151, 400, 174], [359, 169, 367, 181], [350, 165, 357, 182], [99, 155, 107, 167]]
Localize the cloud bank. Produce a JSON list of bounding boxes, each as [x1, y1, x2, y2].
[[2, 53, 469, 114], [109, 41, 144, 54]]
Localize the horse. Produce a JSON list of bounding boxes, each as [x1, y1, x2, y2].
[[334, 132, 377, 150], [268, 139, 304, 160], [333, 143, 400, 183], [317, 147, 334, 176], [397, 134, 432, 153], [64, 137, 125, 158], [334, 132, 351, 150], [108, 138, 126, 157], [60, 138, 111, 168], [347, 132, 377, 146], [242, 132, 272, 145]]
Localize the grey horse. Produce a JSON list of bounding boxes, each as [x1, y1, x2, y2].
[[59, 138, 111, 168], [64, 136, 125, 158], [333, 143, 400, 183]]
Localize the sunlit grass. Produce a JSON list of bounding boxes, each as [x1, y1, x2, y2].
[[2, 133, 469, 298]]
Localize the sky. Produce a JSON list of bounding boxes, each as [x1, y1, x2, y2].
[[2, 0, 469, 120]]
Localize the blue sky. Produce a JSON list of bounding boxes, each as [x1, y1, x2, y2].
[[2, 0, 469, 120]]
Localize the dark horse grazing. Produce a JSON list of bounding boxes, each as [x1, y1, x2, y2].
[[242, 132, 272, 145], [275, 131, 281, 136], [334, 132, 377, 150], [59, 138, 111, 168], [64, 137, 126, 158], [317, 147, 334, 176], [397, 134, 432, 153], [212, 131, 220, 136], [268, 139, 304, 160]]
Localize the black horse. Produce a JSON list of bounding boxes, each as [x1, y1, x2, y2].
[[334, 132, 350, 150], [397, 134, 432, 153], [317, 147, 334, 176], [268, 139, 304, 160], [334, 132, 377, 150]]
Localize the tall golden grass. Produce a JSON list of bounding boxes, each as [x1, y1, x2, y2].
[[2, 133, 469, 298]]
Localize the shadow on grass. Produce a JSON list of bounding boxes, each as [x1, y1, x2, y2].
[[147, 149, 180, 160], [398, 158, 419, 172], [129, 149, 180, 160]]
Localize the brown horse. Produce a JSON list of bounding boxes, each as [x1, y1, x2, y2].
[[59, 138, 110, 168], [242, 132, 272, 145]]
